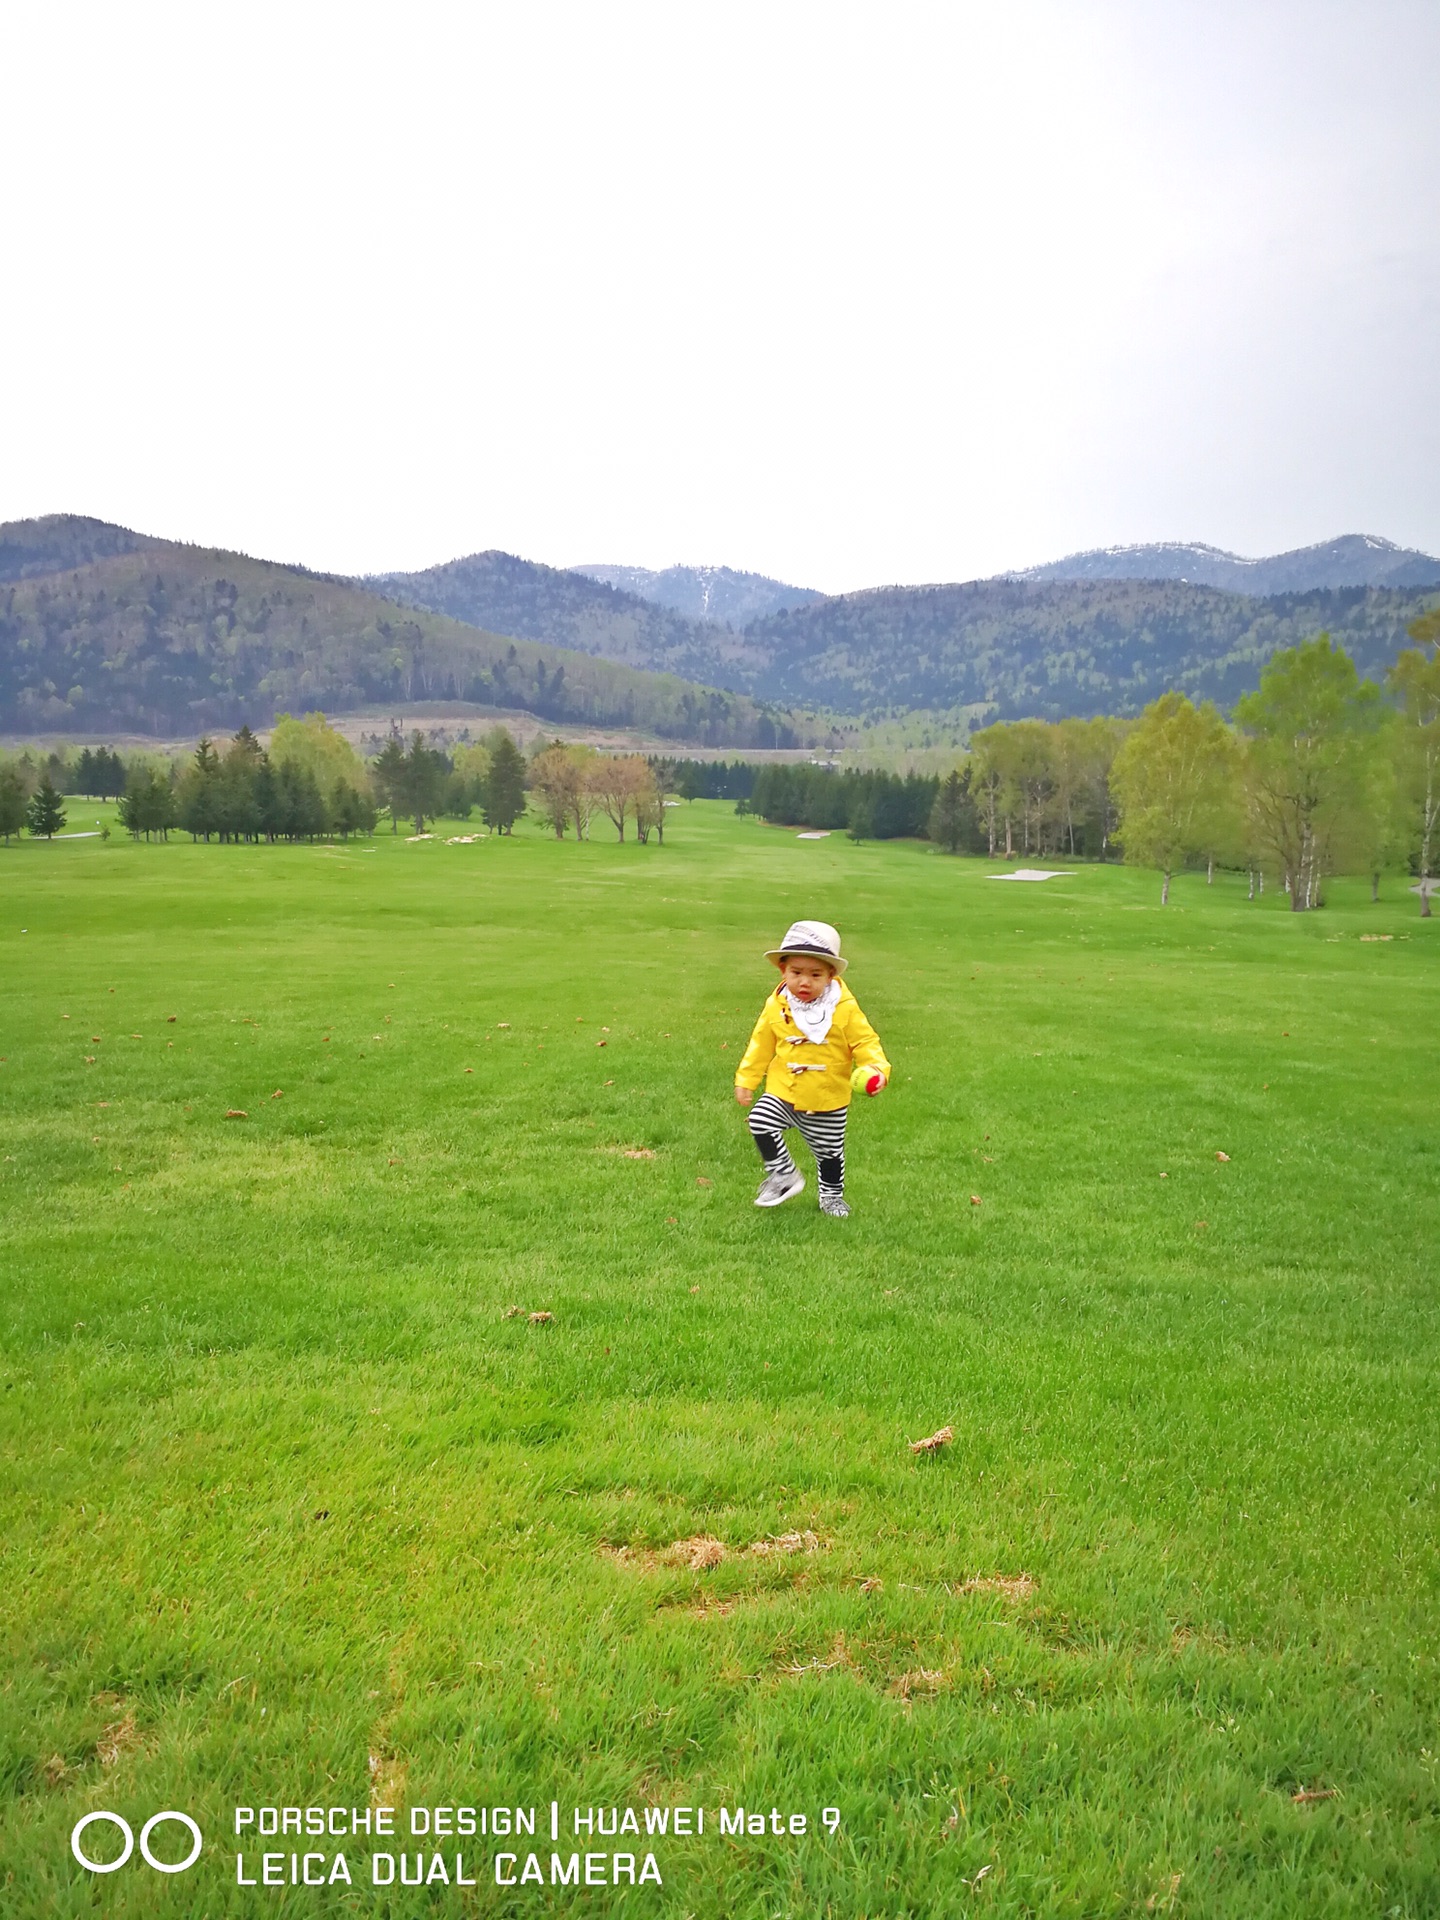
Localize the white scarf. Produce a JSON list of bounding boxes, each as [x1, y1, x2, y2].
[[782, 978, 840, 1045]]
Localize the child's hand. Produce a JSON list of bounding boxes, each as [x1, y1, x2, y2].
[[734, 1086, 754, 1107]]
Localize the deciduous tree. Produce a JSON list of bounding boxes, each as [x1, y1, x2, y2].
[[529, 743, 586, 838], [1236, 636, 1384, 912], [1390, 608, 1440, 917], [588, 754, 652, 842], [1111, 693, 1237, 904], [270, 714, 370, 812]]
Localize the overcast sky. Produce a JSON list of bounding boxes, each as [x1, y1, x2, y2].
[[3, 1, 1437, 591]]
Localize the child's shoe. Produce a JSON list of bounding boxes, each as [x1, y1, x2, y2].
[[755, 1168, 805, 1208], [819, 1192, 851, 1218]]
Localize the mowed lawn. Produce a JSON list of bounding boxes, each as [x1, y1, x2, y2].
[[1, 803, 1437, 1919]]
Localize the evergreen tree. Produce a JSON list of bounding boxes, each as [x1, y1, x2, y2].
[[96, 748, 126, 800], [254, 760, 280, 840], [118, 768, 176, 841], [76, 747, 96, 796], [177, 738, 222, 841], [26, 775, 67, 838], [332, 779, 377, 837], [482, 730, 528, 834], [0, 768, 26, 841], [292, 766, 328, 838], [929, 768, 969, 852], [371, 730, 408, 833], [846, 795, 875, 842], [403, 732, 447, 833], [214, 732, 265, 841], [230, 724, 264, 765]]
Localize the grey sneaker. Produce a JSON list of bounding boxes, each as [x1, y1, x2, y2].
[[755, 1168, 805, 1208], [819, 1192, 851, 1218]]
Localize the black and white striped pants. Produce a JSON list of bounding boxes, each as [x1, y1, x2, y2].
[[748, 1093, 849, 1197]]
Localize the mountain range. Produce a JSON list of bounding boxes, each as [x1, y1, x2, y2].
[[3, 514, 1436, 741], [1011, 533, 1440, 596], [360, 534, 1439, 721], [567, 562, 822, 627], [0, 516, 793, 745]]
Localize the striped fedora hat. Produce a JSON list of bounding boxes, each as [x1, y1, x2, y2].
[[763, 919, 847, 973]]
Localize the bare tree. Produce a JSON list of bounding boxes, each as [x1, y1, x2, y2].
[[588, 754, 651, 842]]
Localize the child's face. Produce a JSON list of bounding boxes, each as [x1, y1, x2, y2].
[[780, 956, 835, 1002]]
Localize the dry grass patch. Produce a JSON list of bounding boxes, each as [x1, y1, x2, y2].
[[368, 1751, 408, 1810], [888, 1668, 951, 1700], [603, 1529, 825, 1572], [95, 1712, 143, 1767], [604, 1534, 727, 1572], [782, 1630, 859, 1677], [748, 1529, 823, 1557], [954, 1573, 1035, 1602]]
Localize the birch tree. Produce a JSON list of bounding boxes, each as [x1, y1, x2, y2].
[[1235, 635, 1384, 912], [1390, 609, 1440, 917], [1110, 693, 1237, 904]]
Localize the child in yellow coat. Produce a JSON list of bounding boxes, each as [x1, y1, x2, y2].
[[733, 919, 889, 1217]]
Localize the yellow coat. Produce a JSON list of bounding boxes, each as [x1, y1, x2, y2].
[[735, 980, 890, 1111]]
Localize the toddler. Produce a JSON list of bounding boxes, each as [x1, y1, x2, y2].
[[733, 919, 889, 1217]]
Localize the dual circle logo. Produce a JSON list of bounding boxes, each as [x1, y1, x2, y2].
[[71, 1811, 203, 1874]]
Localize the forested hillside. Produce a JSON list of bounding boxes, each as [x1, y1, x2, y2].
[[362, 549, 762, 686], [365, 541, 1437, 721], [0, 522, 797, 745], [8, 515, 1438, 736], [0, 512, 158, 584], [571, 561, 822, 626], [738, 578, 1438, 719]]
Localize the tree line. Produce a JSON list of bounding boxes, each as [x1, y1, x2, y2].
[[1105, 622, 1439, 913], [929, 622, 1437, 915], [5, 618, 1435, 911], [741, 763, 941, 840], [0, 718, 689, 848], [734, 618, 1439, 915]]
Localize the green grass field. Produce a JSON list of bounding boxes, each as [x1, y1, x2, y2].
[[2, 804, 1437, 1918]]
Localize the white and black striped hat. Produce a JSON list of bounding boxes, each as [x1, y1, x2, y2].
[[764, 919, 847, 973]]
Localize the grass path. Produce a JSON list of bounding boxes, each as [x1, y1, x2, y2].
[[1, 806, 1437, 1917]]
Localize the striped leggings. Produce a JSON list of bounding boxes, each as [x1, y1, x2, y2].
[[748, 1093, 849, 1198]]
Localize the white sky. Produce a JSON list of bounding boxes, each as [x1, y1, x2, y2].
[[2, 1, 1437, 591]]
